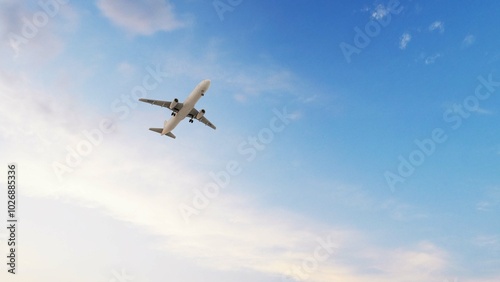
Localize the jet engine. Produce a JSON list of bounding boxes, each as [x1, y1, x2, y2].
[[170, 98, 179, 110], [196, 109, 206, 119]]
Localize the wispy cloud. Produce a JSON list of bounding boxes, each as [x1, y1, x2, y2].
[[474, 235, 500, 250], [370, 4, 390, 20], [328, 183, 428, 221], [97, 0, 185, 35], [425, 53, 441, 64], [117, 61, 136, 77], [0, 69, 455, 282], [0, 1, 78, 60], [158, 50, 298, 103], [472, 107, 494, 115], [462, 34, 476, 48], [429, 21, 445, 33], [476, 186, 500, 211], [477, 201, 492, 211], [377, 241, 450, 276], [399, 32, 412, 49]]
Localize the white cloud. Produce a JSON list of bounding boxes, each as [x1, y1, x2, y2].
[[0, 3, 499, 280], [472, 107, 494, 115], [0, 70, 455, 282], [0, 0, 77, 60], [374, 241, 450, 277], [429, 21, 445, 33], [462, 34, 476, 48], [370, 4, 390, 20], [158, 50, 298, 103], [476, 186, 500, 211], [425, 53, 441, 64], [97, 0, 184, 35], [473, 235, 500, 250], [327, 183, 429, 222], [477, 201, 493, 211], [117, 61, 136, 77], [399, 32, 412, 49]]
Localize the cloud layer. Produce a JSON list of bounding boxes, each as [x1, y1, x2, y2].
[[0, 64, 455, 282], [97, 0, 184, 35]]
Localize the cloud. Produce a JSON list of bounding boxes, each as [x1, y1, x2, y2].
[[1, 3, 499, 281], [425, 53, 441, 64], [370, 4, 390, 20], [157, 49, 299, 103], [117, 61, 136, 77], [472, 107, 494, 115], [378, 241, 450, 277], [0, 0, 77, 60], [462, 34, 476, 48], [399, 32, 412, 49], [429, 21, 445, 33], [477, 201, 493, 211], [327, 183, 429, 222], [476, 186, 500, 211], [473, 235, 500, 251], [0, 69, 456, 282], [97, 0, 184, 35]]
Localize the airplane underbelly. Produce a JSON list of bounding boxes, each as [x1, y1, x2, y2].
[[163, 118, 179, 133]]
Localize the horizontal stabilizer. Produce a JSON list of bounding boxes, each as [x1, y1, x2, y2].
[[148, 128, 176, 139]]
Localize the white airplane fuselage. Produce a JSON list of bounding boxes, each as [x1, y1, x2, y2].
[[161, 79, 211, 135]]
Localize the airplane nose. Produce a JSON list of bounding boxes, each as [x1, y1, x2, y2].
[[202, 79, 211, 91]]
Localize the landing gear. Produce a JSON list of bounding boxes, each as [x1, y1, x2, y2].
[[189, 119, 194, 123], [171, 112, 176, 116]]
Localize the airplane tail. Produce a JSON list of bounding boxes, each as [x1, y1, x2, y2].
[[148, 128, 176, 139], [165, 131, 176, 139]]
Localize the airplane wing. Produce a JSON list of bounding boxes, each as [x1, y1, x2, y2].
[[139, 98, 183, 112], [189, 108, 216, 130]]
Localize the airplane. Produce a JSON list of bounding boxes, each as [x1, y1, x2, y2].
[[138, 79, 216, 139]]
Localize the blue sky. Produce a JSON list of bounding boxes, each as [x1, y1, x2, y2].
[[1, 0, 500, 281]]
